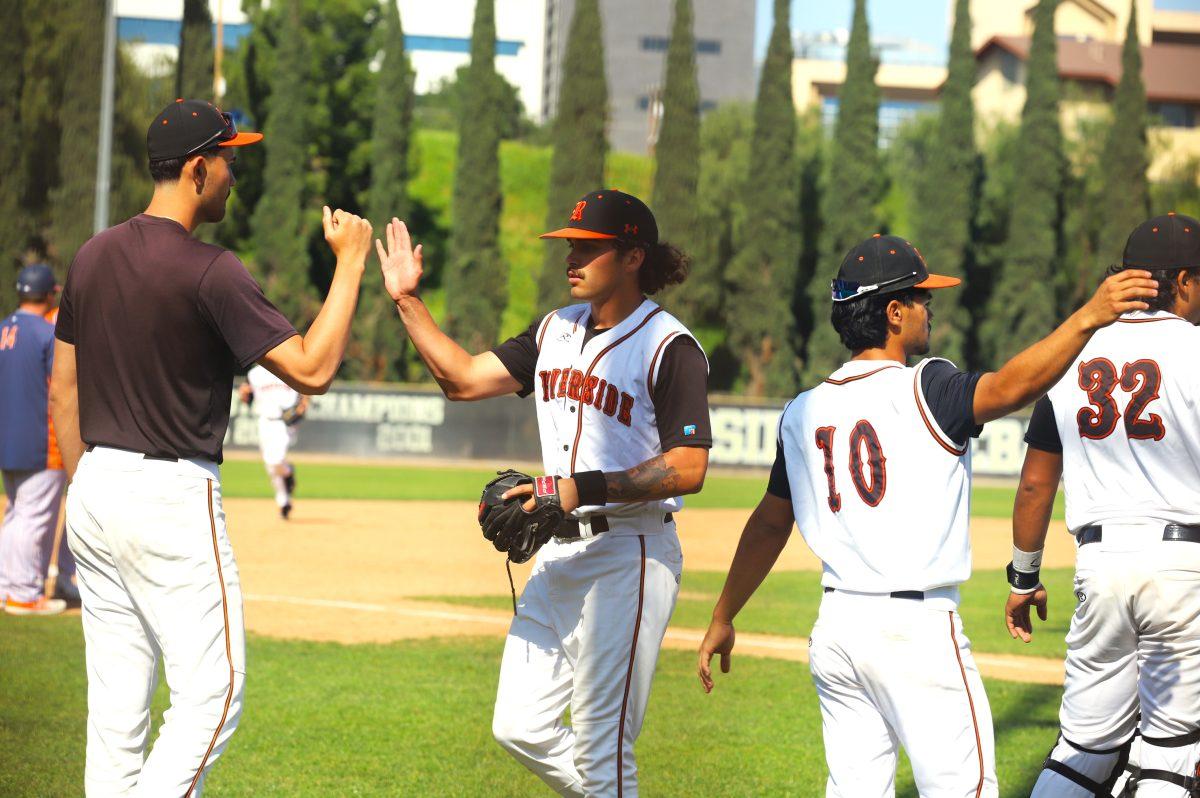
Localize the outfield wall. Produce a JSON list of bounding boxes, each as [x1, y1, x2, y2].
[[225, 381, 1032, 477]]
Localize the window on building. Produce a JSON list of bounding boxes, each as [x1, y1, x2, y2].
[[999, 50, 1021, 85], [1150, 102, 1198, 129], [639, 36, 721, 55], [820, 96, 938, 147]]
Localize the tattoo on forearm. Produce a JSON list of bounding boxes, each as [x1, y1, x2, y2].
[[605, 455, 681, 502]]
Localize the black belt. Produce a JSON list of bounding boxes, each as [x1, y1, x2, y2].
[[1075, 523, 1200, 546], [85, 444, 179, 462], [556, 512, 673, 541], [823, 586, 925, 601]]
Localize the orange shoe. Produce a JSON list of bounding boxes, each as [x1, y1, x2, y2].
[[4, 597, 68, 616]]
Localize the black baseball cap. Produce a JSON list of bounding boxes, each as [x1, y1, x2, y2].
[[540, 190, 658, 246], [147, 99, 263, 162], [1121, 212, 1200, 270], [16, 263, 57, 294], [831, 234, 960, 302]]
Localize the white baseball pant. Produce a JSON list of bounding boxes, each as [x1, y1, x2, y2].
[[808, 588, 998, 798], [1032, 525, 1200, 797], [0, 467, 66, 602], [66, 446, 245, 797], [492, 526, 683, 797], [256, 417, 295, 467]]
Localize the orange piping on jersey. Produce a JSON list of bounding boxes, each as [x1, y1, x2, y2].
[[569, 306, 665, 472], [535, 310, 559, 352], [913, 365, 969, 457], [615, 535, 647, 798], [1116, 315, 1186, 324], [949, 612, 986, 798], [646, 331, 682, 396], [823, 364, 901, 386]]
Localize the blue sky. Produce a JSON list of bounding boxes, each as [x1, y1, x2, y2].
[[752, 0, 1200, 62]]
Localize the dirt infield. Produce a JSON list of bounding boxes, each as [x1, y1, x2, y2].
[[220, 498, 1072, 684]]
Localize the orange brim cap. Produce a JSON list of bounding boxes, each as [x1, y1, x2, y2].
[[219, 131, 264, 148], [539, 227, 618, 240], [914, 273, 961, 289]]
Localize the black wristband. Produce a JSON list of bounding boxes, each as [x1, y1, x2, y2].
[[1006, 562, 1041, 591], [571, 470, 607, 507]]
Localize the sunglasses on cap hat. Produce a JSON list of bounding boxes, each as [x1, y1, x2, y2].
[[183, 112, 238, 158], [831, 272, 920, 303]]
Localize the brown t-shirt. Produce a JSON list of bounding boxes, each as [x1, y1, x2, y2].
[[56, 214, 296, 462]]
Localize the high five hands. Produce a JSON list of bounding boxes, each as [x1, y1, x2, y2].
[[375, 218, 424, 302]]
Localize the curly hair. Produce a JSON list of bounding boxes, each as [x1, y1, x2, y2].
[[1106, 264, 1200, 313], [830, 288, 922, 352], [614, 239, 691, 295]]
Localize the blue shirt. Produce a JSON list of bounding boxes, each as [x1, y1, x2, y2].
[[0, 309, 55, 470]]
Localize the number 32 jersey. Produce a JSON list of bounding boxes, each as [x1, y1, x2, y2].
[[774, 358, 981, 593], [1025, 310, 1200, 531]]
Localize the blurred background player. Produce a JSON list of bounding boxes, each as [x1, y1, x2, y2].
[[697, 234, 1157, 797], [1006, 213, 1200, 797], [0, 263, 70, 616], [239, 364, 308, 519]]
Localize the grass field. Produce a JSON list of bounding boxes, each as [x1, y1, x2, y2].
[[219, 459, 1064, 519], [0, 616, 1063, 797]]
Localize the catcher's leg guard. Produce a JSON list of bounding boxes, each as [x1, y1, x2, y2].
[[1032, 734, 1134, 797], [1128, 727, 1200, 797]]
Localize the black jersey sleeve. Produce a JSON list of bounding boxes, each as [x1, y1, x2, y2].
[[1024, 396, 1063, 454], [490, 316, 544, 398], [919, 359, 984, 446], [766, 443, 791, 500], [652, 336, 713, 450]]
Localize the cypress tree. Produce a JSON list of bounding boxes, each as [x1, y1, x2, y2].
[[802, 0, 882, 384], [0, 0, 26, 309], [20, 0, 69, 245], [250, 0, 312, 323], [445, 0, 507, 353], [356, 0, 415, 380], [1096, 0, 1148, 272], [536, 0, 607, 314], [652, 0, 702, 319], [47, 0, 103, 265], [177, 0, 214, 100], [910, 0, 974, 366], [981, 0, 1062, 365], [722, 0, 799, 396]]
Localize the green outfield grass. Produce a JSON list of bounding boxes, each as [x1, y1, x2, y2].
[[428, 567, 1075, 662], [219, 460, 1065, 519], [1, 615, 1060, 796]]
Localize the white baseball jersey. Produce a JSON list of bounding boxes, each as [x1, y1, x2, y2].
[[532, 299, 706, 527], [1035, 311, 1200, 531], [778, 358, 973, 593], [246, 365, 299, 421]]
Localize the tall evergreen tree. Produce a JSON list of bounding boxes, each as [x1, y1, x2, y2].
[[20, 0, 70, 248], [536, 0, 607, 314], [910, 0, 974, 366], [48, 0, 103, 266], [652, 0, 702, 319], [722, 0, 799, 396], [250, 0, 312, 323], [445, 0, 507, 353], [0, 0, 26, 309], [355, 0, 415, 379], [1096, 0, 1149, 273], [981, 0, 1063, 365], [802, 0, 881, 384], [177, 0, 215, 100]]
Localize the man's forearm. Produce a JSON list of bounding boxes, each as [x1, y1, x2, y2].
[[297, 259, 363, 390], [394, 295, 483, 398], [50, 391, 84, 482], [712, 521, 791, 623], [986, 312, 1093, 418], [603, 451, 707, 503]]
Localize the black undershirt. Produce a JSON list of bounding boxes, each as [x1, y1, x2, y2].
[[766, 360, 984, 500], [1024, 396, 1063, 454], [491, 314, 713, 451]]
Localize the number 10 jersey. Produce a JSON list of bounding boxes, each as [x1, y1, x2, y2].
[[778, 358, 974, 593], [1035, 310, 1200, 531]]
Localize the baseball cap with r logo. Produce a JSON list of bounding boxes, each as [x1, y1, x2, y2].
[[540, 190, 659, 246]]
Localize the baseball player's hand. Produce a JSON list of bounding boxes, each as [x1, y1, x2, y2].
[[697, 619, 735, 693], [238, 383, 252, 404], [502, 479, 581, 515], [375, 218, 423, 301], [1005, 587, 1048, 643], [1077, 269, 1157, 331], [323, 206, 373, 267]]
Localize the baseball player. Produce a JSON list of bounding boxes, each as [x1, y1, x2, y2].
[[377, 190, 712, 796], [1006, 213, 1200, 797], [697, 233, 1157, 797], [48, 99, 373, 797], [0, 263, 67, 616], [239, 364, 307, 519]]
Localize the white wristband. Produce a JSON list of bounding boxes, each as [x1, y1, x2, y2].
[[1012, 546, 1043, 573]]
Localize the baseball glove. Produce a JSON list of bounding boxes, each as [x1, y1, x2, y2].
[[478, 470, 565, 564], [280, 401, 306, 426]]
